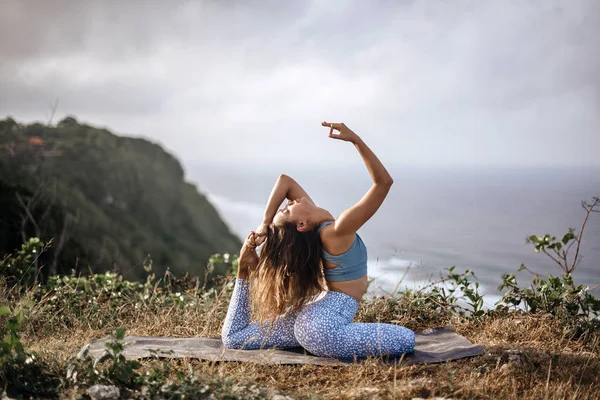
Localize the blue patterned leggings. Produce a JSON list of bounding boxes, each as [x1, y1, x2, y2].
[[221, 278, 415, 360]]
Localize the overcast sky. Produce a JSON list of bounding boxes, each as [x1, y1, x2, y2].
[[1, 0, 599, 168]]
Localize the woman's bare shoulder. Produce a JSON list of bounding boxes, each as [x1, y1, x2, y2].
[[319, 221, 356, 256]]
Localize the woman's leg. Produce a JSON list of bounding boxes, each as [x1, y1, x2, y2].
[[294, 291, 415, 360], [221, 278, 300, 349]]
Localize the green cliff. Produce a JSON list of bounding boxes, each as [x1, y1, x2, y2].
[[0, 116, 241, 281]]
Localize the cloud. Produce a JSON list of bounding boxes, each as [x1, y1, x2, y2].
[[1, 0, 599, 168]]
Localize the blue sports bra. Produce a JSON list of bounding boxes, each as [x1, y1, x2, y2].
[[317, 221, 368, 282]]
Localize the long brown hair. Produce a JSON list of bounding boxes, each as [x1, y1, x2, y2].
[[249, 222, 325, 324]]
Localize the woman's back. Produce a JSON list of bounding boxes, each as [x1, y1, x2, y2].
[[317, 221, 369, 302]]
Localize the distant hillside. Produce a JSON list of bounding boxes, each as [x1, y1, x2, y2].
[[0, 116, 241, 281]]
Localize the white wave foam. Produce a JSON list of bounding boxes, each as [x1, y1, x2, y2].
[[366, 256, 504, 309], [369, 256, 420, 270]]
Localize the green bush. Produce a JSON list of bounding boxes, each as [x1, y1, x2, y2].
[[496, 197, 600, 337], [0, 302, 60, 398], [0, 237, 46, 290]]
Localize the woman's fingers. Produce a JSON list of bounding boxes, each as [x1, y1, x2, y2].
[[246, 231, 265, 247], [322, 121, 354, 142], [322, 121, 340, 139], [322, 121, 338, 130], [246, 232, 256, 246], [251, 230, 266, 246], [322, 121, 345, 129], [255, 235, 266, 246], [322, 121, 346, 139]]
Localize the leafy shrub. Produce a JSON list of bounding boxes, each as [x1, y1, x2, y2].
[[70, 327, 143, 389], [0, 303, 28, 363], [496, 197, 600, 338], [0, 237, 46, 290], [359, 267, 485, 329], [0, 302, 60, 398]]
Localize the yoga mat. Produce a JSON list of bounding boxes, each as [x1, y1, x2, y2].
[[79, 327, 484, 366]]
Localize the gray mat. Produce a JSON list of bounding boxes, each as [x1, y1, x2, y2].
[[78, 327, 485, 366]]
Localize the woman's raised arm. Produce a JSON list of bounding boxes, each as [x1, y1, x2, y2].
[[322, 121, 393, 237], [255, 174, 315, 235]]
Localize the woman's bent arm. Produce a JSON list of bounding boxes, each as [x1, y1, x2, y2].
[[261, 174, 315, 225]]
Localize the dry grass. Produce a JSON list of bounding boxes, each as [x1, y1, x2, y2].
[[15, 277, 599, 400]]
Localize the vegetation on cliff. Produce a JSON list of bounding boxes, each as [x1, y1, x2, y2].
[[0, 116, 241, 282]]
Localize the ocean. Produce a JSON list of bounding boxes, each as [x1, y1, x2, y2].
[[188, 164, 600, 307]]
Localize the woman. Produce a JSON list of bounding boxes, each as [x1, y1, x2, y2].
[[221, 121, 415, 361]]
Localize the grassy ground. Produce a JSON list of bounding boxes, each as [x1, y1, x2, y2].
[[8, 275, 598, 400]]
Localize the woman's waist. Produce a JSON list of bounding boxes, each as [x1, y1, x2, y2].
[[326, 276, 368, 303]]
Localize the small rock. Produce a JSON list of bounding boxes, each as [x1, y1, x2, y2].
[[412, 397, 453, 400], [271, 395, 293, 400], [504, 349, 523, 356], [86, 385, 120, 400], [508, 354, 523, 366], [500, 349, 525, 369], [265, 387, 294, 400], [359, 387, 380, 394], [500, 363, 512, 373]]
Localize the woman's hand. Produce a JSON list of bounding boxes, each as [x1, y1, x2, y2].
[[238, 231, 260, 279], [253, 223, 269, 246], [322, 121, 360, 144]]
